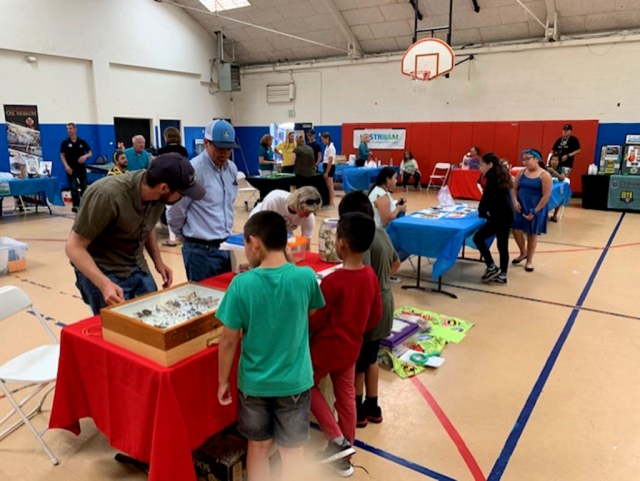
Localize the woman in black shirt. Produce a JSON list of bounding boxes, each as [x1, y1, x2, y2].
[[472, 152, 514, 284]]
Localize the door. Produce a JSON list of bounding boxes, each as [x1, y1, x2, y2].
[[159, 119, 181, 147]]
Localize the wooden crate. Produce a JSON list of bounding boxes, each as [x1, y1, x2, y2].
[[101, 282, 225, 366]]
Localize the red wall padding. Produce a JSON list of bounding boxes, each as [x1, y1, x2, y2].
[[341, 120, 598, 194]]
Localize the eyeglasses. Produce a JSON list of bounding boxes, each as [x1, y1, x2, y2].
[[304, 198, 322, 206]]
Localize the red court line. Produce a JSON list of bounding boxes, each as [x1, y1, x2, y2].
[[411, 377, 487, 481]]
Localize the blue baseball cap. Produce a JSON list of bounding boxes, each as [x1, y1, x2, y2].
[[204, 119, 239, 149]]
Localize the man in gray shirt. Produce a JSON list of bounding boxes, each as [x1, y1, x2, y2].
[[167, 119, 239, 281]]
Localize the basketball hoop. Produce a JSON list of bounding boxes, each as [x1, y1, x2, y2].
[[401, 38, 455, 95]]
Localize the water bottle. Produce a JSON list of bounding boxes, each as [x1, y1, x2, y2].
[[390, 158, 394, 167], [377, 160, 381, 167]]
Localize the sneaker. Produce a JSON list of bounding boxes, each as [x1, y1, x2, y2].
[[389, 276, 401, 284], [71, 206, 78, 213], [316, 439, 356, 464], [365, 403, 383, 424], [333, 458, 354, 477], [356, 403, 368, 428], [492, 276, 507, 284], [481, 265, 500, 282]]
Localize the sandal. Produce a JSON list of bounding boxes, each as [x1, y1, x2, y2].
[[512, 255, 527, 265]]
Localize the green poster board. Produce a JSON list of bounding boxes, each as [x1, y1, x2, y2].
[[608, 175, 640, 210]]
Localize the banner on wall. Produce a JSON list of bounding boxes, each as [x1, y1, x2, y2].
[[353, 129, 406, 150], [608, 175, 640, 210], [4, 104, 42, 177]]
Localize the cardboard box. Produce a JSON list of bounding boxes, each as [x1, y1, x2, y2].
[[101, 282, 225, 366], [193, 428, 247, 481], [0, 237, 27, 275]]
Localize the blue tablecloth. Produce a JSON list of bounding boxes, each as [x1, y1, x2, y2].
[[341, 166, 401, 193], [548, 181, 572, 210], [387, 211, 486, 279], [4, 177, 64, 206]]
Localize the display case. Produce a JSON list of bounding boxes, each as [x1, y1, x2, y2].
[[101, 282, 225, 366]]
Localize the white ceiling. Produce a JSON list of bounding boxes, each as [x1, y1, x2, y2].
[[174, 0, 640, 65]]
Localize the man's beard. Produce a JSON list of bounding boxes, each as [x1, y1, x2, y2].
[[160, 192, 180, 205]]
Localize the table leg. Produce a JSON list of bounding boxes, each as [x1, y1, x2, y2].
[[401, 256, 426, 291], [430, 277, 458, 299], [115, 453, 149, 475]]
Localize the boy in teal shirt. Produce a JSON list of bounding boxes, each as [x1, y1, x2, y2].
[[217, 211, 325, 481]]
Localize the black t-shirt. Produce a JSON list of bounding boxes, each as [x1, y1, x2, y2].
[[552, 135, 580, 168], [60, 137, 91, 172], [157, 143, 189, 158], [307, 140, 322, 164]]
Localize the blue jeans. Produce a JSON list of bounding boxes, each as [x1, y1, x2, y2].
[[182, 242, 231, 282], [74, 267, 158, 315]]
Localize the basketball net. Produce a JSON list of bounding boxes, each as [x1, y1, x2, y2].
[[410, 70, 431, 96]]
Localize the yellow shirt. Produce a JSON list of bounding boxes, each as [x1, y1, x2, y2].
[[276, 141, 296, 167], [107, 165, 126, 176]]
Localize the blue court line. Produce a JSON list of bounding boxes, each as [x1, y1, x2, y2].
[[487, 212, 626, 481], [310, 422, 456, 481]]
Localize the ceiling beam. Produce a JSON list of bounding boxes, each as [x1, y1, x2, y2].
[[316, 0, 363, 58]]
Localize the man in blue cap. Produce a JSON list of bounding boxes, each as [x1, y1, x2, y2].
[[167, 119, 240, 281]]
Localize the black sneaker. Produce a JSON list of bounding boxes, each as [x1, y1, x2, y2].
[[71, 206, 78, 213], [333, 458, 354, 477], [492, 276, 507, 284], [481, 265, 500, 282], [356, 403, 368, 428], [316, 439, 356, 464], [365, 403, 383, 424]]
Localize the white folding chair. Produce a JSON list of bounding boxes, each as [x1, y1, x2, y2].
[[426, 162, 451, 191], [0, 286, 60, 465], [236, 171, 259, 211]]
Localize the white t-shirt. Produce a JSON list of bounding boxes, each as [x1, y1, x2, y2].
[[369, 186, 397, 228], [323, 143, 336, 164], [250, 189, 315, 238]]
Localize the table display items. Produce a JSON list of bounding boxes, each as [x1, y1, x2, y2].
[[318, 218, 341, 263], [101, 282, 225, 366], [598, 145, 621, 175]]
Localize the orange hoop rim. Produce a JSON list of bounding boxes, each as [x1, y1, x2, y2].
[[409, 70, 432, 81]]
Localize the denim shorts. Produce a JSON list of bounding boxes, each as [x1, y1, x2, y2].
[[237, 390, 310, 447]]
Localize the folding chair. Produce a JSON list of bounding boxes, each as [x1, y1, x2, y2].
[[236, 171, 259, 211], [426, 163, 451, 191], [0, 286, 60, 465]]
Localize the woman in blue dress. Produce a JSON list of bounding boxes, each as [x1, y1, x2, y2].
[[511, 149, 553, 272]]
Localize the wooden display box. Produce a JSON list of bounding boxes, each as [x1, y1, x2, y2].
[[101, 282, 225, 366]]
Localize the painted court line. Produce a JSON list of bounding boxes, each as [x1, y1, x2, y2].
[[487, 212, 626, 480], [310, 422, 457, 481], [411, 377, 486, 481]]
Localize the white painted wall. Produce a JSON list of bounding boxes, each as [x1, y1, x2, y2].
[[233, 39, 640, 126], [0, 0, 230, 126]]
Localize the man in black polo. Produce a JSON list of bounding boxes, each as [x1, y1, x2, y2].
[[552, 124, 581, 176], [307, 129, 322, 170], [60, 123, 92, 213]]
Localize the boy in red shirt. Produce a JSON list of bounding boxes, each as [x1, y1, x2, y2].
[[309, 212, 382, 477]]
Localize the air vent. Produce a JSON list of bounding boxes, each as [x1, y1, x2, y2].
[[218, 63, 241, 92], [266, 83, 295, 103]]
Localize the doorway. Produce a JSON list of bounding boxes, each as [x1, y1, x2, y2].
[[159, 119, 181, 147], [114, 118, 152, 149]]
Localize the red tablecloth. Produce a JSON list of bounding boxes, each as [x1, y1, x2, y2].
[[448, 169, 483, 201], [49, 253, 336, 481]]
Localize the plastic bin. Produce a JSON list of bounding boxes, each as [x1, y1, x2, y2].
[[0, 237, 28, 275]]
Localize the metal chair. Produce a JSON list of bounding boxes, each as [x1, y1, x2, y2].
[[0, 286, 60, 465], [236, 171, 259, 211], [426, 163, 451, 191]]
